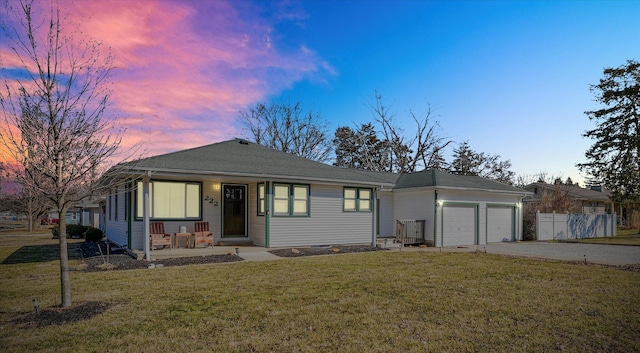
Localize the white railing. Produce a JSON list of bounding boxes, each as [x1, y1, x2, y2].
[[395, 219, 426, 246]]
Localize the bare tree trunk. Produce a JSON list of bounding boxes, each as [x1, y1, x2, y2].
[[27, 189, 33, 232], [58, 204, 71, 307]]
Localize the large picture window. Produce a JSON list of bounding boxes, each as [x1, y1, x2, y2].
[[136, 181, 201, 220], [273, 184, 309, 216], [344, 187, 372, 212]]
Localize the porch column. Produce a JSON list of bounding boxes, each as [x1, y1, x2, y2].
[[143, 172, 151, 261]]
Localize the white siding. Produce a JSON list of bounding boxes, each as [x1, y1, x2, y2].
[[377, 191, 394, 237], [248, 182, 266, 247], [392, 189, 435, 245], [268, 184, 374, 247], [434, 190, 522, 246]]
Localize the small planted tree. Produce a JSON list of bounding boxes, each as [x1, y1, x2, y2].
[[0, 0, 127, 306]]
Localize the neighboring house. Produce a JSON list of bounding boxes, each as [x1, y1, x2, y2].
[[522, 183, 614, 214], [75, 198, 103, 228], [102, 139, 530, 257]]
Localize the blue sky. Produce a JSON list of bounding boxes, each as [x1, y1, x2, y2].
[[1, 0, 638, 185], [266, 0, 640, 184]]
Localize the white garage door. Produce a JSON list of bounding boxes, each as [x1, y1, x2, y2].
[[442, 205, 476, 246], [487, 206, 514, 243]]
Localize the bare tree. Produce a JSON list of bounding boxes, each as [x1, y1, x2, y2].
[[0, 0, 127, 306], [334, 91, 451, 173], [0, 187, 51, 231], [240, 101, 332, 163]]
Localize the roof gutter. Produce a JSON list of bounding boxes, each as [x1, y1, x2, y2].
[[112, 167, 396, 188], [395, 185, 533, 196]]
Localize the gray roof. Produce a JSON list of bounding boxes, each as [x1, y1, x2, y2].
[[117, 139, 395, 186], [524, 183, 611, 202], [395, 169, 529, 194], [113, 139, 529, 194]]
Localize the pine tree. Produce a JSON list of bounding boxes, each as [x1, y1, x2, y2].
[[578, 60, 640, 202]]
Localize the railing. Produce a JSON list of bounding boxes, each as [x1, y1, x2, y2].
[[395, 219, 426, 246]]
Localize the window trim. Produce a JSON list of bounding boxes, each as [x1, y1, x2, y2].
[[114, 192, 118, 221], [343, 187, 372, 212], [257, 183, 266, 216], [272, 183, 310, 217], [134, 180, 203, 221]]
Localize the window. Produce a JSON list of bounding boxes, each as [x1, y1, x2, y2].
[[292, 185, 309, 215], [114, 192, 118, 221], [108, 194, 112, 220], [273, 184, 309, 216], [136, 180, 201, 220], [344, 187, 372, 212], [258, 183, 266, 216], [273, 184, 290, 215]]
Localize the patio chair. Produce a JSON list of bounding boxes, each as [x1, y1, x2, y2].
[[149, 221, 172, 250], [193, 221, 214, 247]]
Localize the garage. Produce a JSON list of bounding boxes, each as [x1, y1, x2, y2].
[[487, 206, 514, 243], [442, 205, 477, 246]]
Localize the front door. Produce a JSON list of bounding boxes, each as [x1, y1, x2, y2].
[[223, 185, 247, 237]]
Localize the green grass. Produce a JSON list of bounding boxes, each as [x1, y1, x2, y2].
[[571, 229, 640, 245], [0, 235, 639, 352]]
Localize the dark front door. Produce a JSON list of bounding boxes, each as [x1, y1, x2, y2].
[[223, 185, 246, 237]]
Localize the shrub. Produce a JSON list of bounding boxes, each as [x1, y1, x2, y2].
[[51, 225, 59, 239], [67, 224, 88, 238], [85, 227, 104, 242]]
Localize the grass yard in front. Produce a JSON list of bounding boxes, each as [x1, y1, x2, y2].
[[0, 240, 638, 352], [571, 228, 640, 246]]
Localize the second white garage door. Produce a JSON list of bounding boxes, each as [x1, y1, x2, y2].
[[442, 205, 476, 246], [487, 206, 514, 243]]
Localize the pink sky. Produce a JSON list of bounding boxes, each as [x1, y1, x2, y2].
[[0, 0, 332, 159]]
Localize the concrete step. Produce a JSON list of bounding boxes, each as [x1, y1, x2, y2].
[[377, 238, 402, 249]]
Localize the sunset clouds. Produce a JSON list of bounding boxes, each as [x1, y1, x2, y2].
[[1, 0, 333, 157]]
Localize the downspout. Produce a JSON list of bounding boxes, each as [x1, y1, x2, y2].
[[143, 172, 151, 261], [127, 181, 132, 249], [434, 190, 438, 247], [372, 187, 379, 247], [265, 181, 270, 248]]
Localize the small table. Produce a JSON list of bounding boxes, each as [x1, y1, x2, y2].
[[173, 233, 193, 248]]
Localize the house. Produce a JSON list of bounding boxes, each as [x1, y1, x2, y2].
[[102, 139, 530, 258], [522, 182, 614, 214]]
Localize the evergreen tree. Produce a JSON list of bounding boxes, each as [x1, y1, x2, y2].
[[451, 141, 514, 184], [578, 60, 640, 202]]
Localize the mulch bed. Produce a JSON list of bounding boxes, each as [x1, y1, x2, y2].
[[78, 242, 382, 272], [78, 241, 242, 272], [269, 245, 383, 257], [9, 301, 118, 329]]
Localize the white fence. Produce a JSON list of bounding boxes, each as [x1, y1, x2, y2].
[[536, 212, 617, 241]]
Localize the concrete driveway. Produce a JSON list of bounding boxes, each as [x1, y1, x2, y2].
[[415, 242, 640, 266]]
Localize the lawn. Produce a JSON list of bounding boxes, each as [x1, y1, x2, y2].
[[0, 235, 639, 352], [571, 228, 640, 245]]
